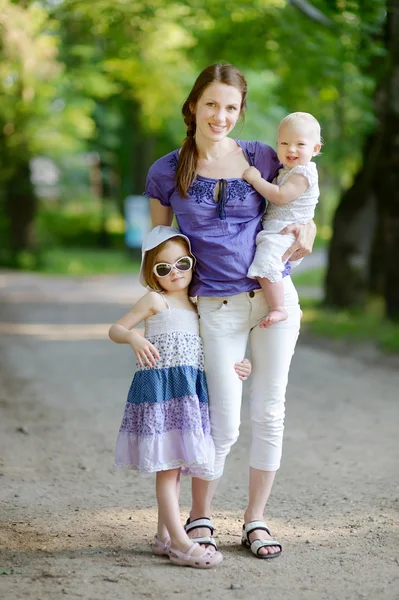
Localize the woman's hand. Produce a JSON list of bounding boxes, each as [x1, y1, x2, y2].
[[281, 220, 317, 262], [129, 334, 160, 368], [234, 358, 252, 381]]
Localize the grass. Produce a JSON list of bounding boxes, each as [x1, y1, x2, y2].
[[292, 266, 326, 287], [291, 263, 399, 354], [18, 247, 141, 276], [300, 296, 399, 354]]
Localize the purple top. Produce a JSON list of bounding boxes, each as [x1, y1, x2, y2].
[[144, 139, 290, 297]]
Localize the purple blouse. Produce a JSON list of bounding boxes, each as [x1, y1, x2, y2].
[[144, 139, 290, 297]]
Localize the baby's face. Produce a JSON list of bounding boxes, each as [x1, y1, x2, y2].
[[277, 123, 321, 169]]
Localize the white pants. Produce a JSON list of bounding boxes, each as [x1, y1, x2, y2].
[[197, 277, 300, 480], [247, 231, 303, 282]]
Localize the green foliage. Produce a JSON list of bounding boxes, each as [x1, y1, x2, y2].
[[0, 0, 390, 272], [0, 1, 96, 167], [37, 201, 125, 249]]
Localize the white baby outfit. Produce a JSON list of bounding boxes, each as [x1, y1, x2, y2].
[[247, 162, 319, 283]]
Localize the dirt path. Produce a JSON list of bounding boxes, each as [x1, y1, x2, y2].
[[0, 272, 398, 600]]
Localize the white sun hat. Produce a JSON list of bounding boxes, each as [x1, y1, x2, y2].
[[138, 225, 195, 288]]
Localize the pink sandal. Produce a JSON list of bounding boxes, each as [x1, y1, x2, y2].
[[151, 535, 171, 556], [169, 542, 223, 569]]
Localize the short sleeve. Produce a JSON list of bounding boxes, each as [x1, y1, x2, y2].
[[289, 163, 318, 187], [143, 151, 178, 207], [251, 141, 282, 182]]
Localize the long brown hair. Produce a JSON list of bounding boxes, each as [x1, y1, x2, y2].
[[176, 63, 247, 198]]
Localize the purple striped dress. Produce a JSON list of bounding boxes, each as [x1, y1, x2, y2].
[[115, 304, 215, 478]]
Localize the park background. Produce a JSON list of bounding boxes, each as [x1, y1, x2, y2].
[[1, 0, 399, 353], [1, 3, 399, 598]]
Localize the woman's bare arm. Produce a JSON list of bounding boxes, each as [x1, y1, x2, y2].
[[150, 198, 174, 227]]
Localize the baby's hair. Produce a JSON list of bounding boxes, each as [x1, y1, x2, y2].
[[142, 237, 194, 292], [278, 112, 322, 146]]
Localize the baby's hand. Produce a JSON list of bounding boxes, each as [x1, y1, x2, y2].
[[243, 166, 261, 185], [129, 335, 160, 368], [234, 358, 252, 381]]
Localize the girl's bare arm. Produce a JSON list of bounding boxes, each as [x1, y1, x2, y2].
[[108, 292, 163, 367]]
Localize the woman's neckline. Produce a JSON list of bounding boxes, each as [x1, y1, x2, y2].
[[175, 139, 250, 183]]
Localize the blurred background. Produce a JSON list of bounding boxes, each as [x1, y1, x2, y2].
[[1, 0, 398, 352]]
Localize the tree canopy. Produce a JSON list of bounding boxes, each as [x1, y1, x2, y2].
[[1, 0, 396, 317]]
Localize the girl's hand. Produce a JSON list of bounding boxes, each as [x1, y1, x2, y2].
[[243, 166, 262, 185], [129, 334, 160, 368], [281, 220, 316, 262], [234, 358, 252, 381]]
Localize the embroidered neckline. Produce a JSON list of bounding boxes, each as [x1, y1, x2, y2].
[[188, 178, 251, 206]]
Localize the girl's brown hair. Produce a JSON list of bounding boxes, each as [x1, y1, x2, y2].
[[176, 63, 247, 198], [142, 237, 194, 292]]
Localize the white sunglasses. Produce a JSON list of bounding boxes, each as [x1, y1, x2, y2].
[[153, 256, 194, 278]]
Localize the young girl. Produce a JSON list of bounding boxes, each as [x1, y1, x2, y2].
[[109, 225, 251, 569], [243, 112, 321, 327]]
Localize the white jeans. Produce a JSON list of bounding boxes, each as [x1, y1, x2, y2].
[[197, 277, 300, 480]]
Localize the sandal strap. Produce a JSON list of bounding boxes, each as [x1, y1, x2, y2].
[[243, 520, 271, 538], [184, 517, 215, 534], [187, 536, 218, 550], [251, 539, 282, 555]]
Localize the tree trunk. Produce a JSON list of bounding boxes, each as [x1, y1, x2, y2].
[[325, 0, 399, 320], [117, 99, 156, 215], [379, 0, 399, 320], [5, 160, 37, 261], [325, 138, 378, 308], [130, 102, 156, 195]]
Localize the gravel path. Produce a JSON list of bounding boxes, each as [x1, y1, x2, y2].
[[0, 271, 398, 600]]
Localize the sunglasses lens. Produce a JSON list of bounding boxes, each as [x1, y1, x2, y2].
[[176, 257, 192, 271], [155, 264, 171, 277]]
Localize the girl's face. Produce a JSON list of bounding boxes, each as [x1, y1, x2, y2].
[[154, 240, 193, 293], [191, 82, 242, 143], [277, 123, 321, 169]]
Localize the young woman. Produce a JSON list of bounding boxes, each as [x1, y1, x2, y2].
[[145, 63, 316, 559]]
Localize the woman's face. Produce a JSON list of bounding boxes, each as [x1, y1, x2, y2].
[[192, 82, 242, 143]]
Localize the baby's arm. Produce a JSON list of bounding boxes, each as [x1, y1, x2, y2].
[[234, 358, 251, 381], [108, 292, 162, 367], [243, 166, 309, 206]]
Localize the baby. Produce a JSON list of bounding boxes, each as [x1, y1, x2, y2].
[[244, 111, 321, 327]]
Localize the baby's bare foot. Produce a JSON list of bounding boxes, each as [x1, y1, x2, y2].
[[259, 308, 288, 328]]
